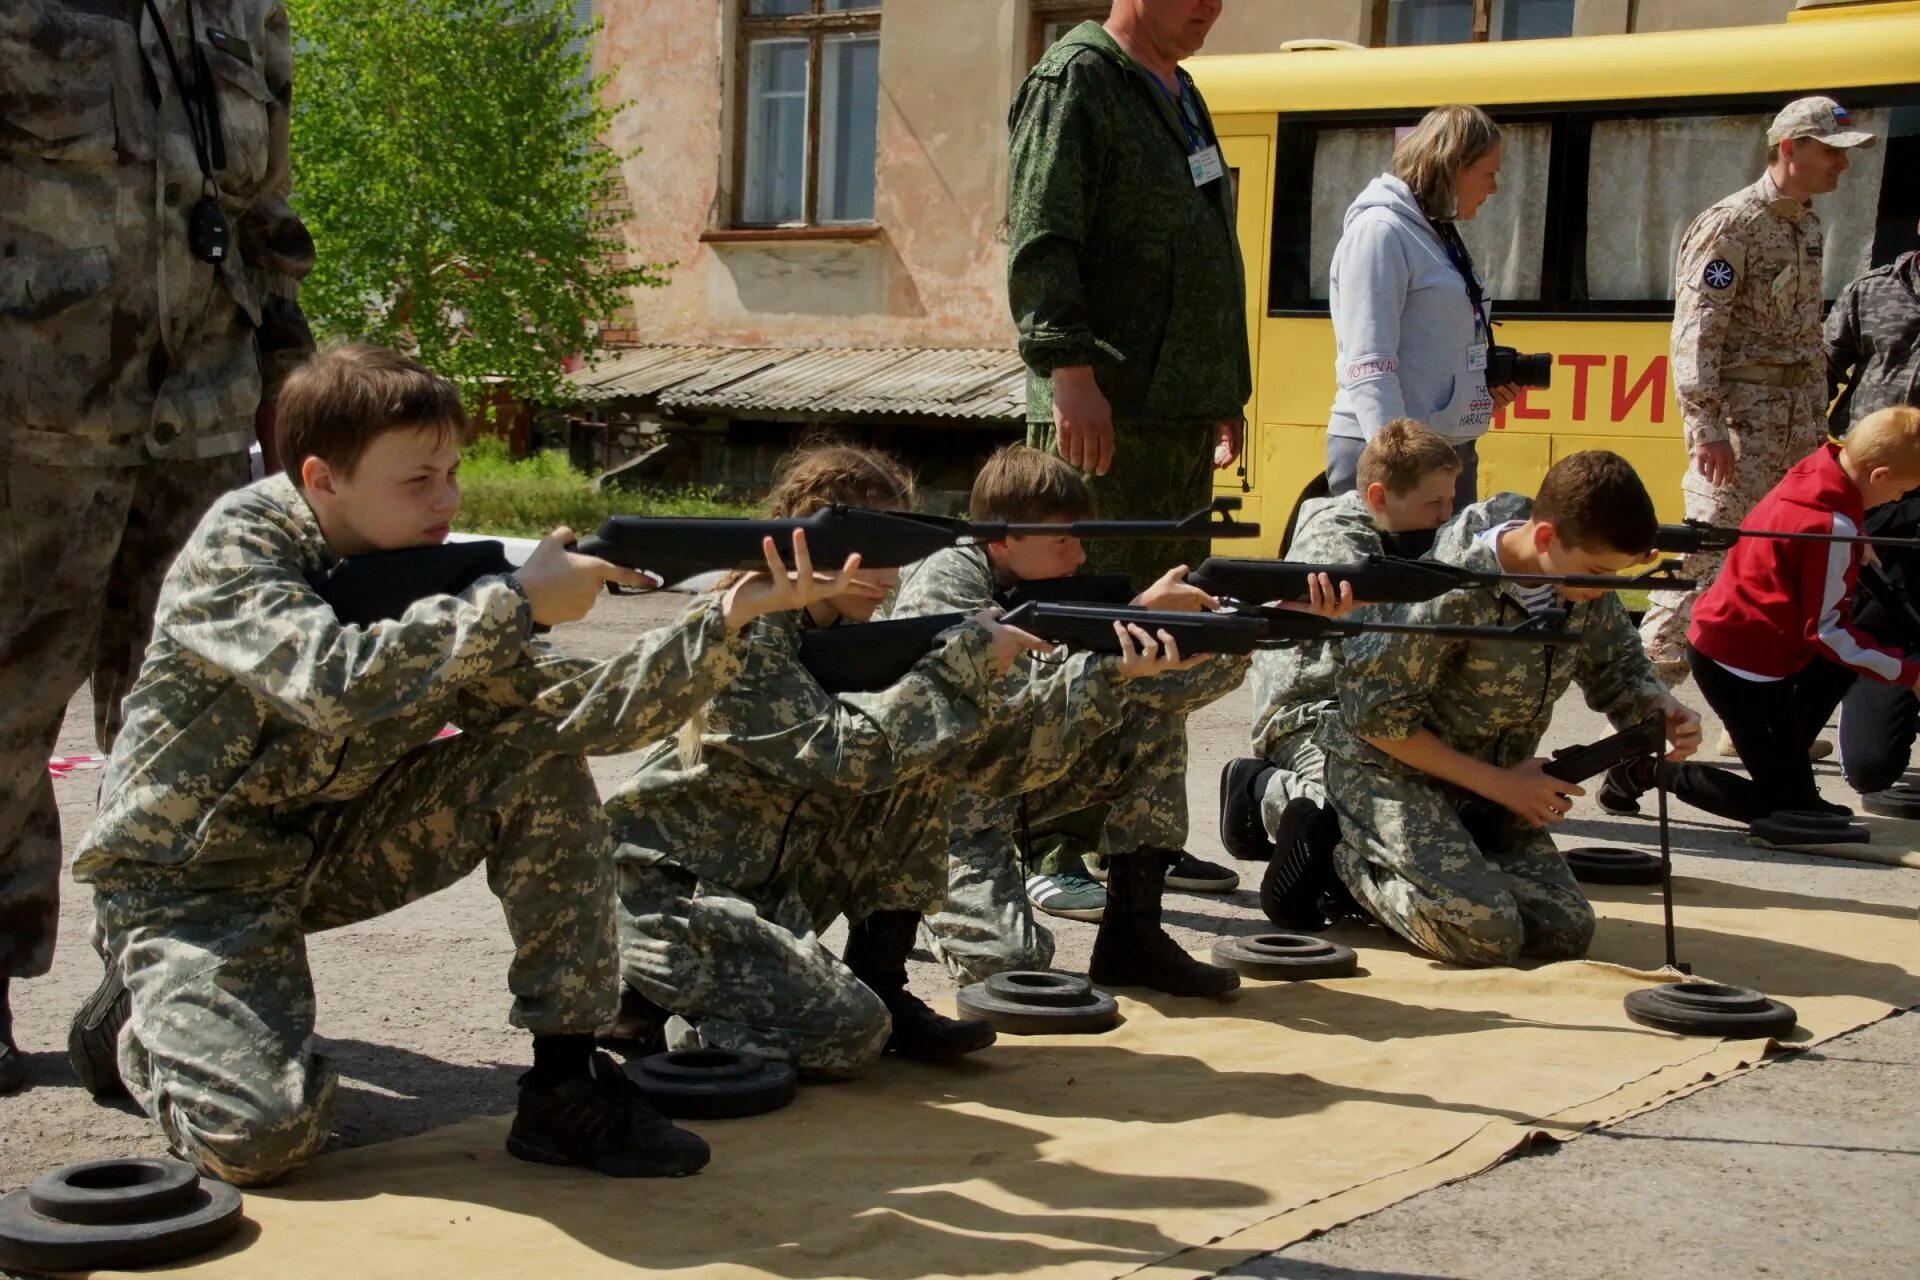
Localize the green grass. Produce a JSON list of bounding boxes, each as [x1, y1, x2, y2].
[[455, 437, 752, 538]]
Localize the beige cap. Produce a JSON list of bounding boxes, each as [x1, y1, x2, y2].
[[1767, 96, 1876, 149]]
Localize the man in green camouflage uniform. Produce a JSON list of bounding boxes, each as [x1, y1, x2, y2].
[[607, 611, 1008, 1080], [1322, 494, 1673, 967], [73, 475, 745, 1185], [888, 544, 1244, 985], [1007, 7, 1249, 590], [1, 0, 315, 1090]]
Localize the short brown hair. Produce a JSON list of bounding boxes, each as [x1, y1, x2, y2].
[[763, 441, 916, 518], [969, 444, 1095, 523], [1842, 406, 1920, 476], [277, 343, 464, 486], [1356, 418, 1460, 495], [1533, 450, 1657, 554], [1390, 104, 1502, 220]]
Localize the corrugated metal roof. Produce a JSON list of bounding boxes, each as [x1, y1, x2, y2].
[[564, 345, 1024, 421]]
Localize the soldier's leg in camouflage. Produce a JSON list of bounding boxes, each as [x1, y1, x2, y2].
[[0, 461, 139, 1093], [921, 786, 1056, 984], [1257, 730, 1329, 841], [615, 861, 890, 1080], [1326, 757, 1528, 967], [1490, 832, 1596, 961]]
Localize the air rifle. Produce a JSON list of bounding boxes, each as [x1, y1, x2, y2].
[[307, 540, 518, 627], [575, 498, 1259, 588], [1459, 712, 1666, 853], [1188, 555, 1695, 605], [1656, 519, 1920, 555], [996, 601, 1581, 653]]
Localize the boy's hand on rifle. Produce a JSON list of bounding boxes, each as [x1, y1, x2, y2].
[[1134, 565, 1218, 613], [722, 531, 886, 630], [972, 609, 1051, 675], [516, 526, 656, 626], [1111, 622, 1209, 679], [1492, 758, 1582, 828], [1657, 694, 1702, 762], [1272, 571, 1356, 620]]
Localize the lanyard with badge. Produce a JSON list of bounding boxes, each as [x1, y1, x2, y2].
[[1155, 75, 1224, 187], [140, 0, 231, 264], [1430, 218, 1492, 373]]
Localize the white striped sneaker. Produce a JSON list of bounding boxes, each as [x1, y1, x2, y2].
[[1025, 872, 1107, 921]]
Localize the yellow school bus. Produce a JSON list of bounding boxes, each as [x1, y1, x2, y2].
[[1188, 2, 1920, 535]]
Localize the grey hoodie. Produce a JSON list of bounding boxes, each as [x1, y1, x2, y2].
[[1327, 173, 1493, 444]]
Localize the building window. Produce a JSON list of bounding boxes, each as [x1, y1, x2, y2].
[[1383, 0, 1573, 45], [737, 0, 881, 227], [1028, 1, 1108, 67]]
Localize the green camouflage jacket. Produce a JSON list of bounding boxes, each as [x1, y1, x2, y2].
[[604, 608, 1000, 893], [1322, 495, 1664, 775], [74, 476, 745, 891], [1007, 21, 1249, 428]]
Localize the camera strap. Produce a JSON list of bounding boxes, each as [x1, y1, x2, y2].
[[1430, 219, 1489, 342], [140, 0, 226, 189]]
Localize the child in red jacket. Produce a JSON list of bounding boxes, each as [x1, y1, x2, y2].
[[1685, 407, 1920, 821]]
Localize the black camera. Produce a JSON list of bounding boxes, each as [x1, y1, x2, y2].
[[1487, 345, 1552, 390]]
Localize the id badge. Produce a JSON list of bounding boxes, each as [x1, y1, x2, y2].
[[1467, 343, 1489, 373], [1187, 144, 1225, 187]]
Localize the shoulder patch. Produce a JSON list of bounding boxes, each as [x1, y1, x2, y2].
[[1702, 259, 1736, 290]]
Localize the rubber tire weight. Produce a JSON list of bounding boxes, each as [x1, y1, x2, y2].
[[1623, 982, 1798, 1038], [1860, 783, 1920, 820], [1210, 933, 1359, 981], [0, 1158, 244, 1274], [625, 1048, 798, 1119], [954, 971, 1120, 1036], [1561, 845, 1666, 886]]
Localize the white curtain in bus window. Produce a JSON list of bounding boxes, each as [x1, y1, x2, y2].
[[817, 33, 880, 223], [742, 37, 809, 224], [1308, 123, 1548, 302], [1586, 108, 1889, 301]]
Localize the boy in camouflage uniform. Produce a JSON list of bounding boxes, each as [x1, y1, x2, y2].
[[1324, 453, 1703, 967], [889, 445, 1246, 995], [1223, 420, 1462, 858], [69, 346, 845, 1186]]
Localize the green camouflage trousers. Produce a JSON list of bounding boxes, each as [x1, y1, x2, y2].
[[922, 706, 1190, 984], [1257, 725, 1329, 838], [0, 455, 246, 979], [1324, 754, 1594, 968], [615, 778, 950, 1079], [96, 734, 616, 1187], [1026, 420, 1217, 589]]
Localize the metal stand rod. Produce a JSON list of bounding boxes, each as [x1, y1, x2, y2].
[[1656, 767, 1688, 974]]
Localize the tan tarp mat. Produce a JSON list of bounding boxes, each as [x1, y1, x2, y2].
[[84, 875, 1916, 1280]]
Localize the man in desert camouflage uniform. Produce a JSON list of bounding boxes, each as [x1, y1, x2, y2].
[[0, 0, 315, 1091], [1639, 97, 1876, 688]]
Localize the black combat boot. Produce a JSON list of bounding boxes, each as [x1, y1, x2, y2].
[[843, 911, 996, 1060], [508, 1048, 711, 1178], [1089, 851, 1239, 998], [0, 979, 23, 1094], [68, 957, 131, 1100]]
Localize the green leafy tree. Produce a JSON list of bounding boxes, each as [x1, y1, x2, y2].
[[287, 0, 660, 404]]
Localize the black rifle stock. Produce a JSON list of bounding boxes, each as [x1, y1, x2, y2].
[[574, 498, 1258, 587], [1460, 712, 1667, 853], [306, 540, 519, 627], [1656, 518, 1920, 555], [1188, 555, 1695, 605]]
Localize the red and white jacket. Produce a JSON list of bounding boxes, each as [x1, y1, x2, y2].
[[1689, 443, 1920, 685]]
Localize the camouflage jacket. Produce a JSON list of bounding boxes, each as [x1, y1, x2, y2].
[[1007, 21, 1249, 428], [1249, 492, 1383, 757], [2, 0, 315, 466], [1670, 173, 1826, 450], [1321, 495, 1664, 775], [74, 476, 744, 891], [605, 609, 1000, 893], [1825, 250, 1920, 433]]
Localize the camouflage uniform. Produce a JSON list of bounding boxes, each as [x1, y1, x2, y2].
[[607, 611, 1003, 1079], [73, 477, 743, 1186], [1825, 249, 1920, 434], [887, 545, 1244, 982], [1322, 496, 1665, 967], [1640, 173, 1831, 685], [1, 1, 315, 983], [1008, 21, 1249, 589]]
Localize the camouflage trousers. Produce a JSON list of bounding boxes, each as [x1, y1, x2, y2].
[[615, 779, 950, 1080], [94, 734, 616, 1187], [1640, 386, 1828, 685], [1257, 725, 1328, 840], [922, 704, 1191, 984], [0, 455, 246, 979], [1026, 420, 1216, 589], [1325, 754, 1594, 968]]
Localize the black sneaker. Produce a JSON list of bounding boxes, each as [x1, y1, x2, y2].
[[1598, 762, 1646, 817], [879, 989, 996, 1060], [68, 961, 131, 1100], [1259, 799, 1334, 931], [507, 1051, 711, 1177], [1163, 850, 1239, 894], [0, 979, 22, 1095], [1218, 757, 1277, 861]]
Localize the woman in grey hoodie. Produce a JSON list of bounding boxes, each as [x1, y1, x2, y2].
[[1326, 104, 1517, 508]]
